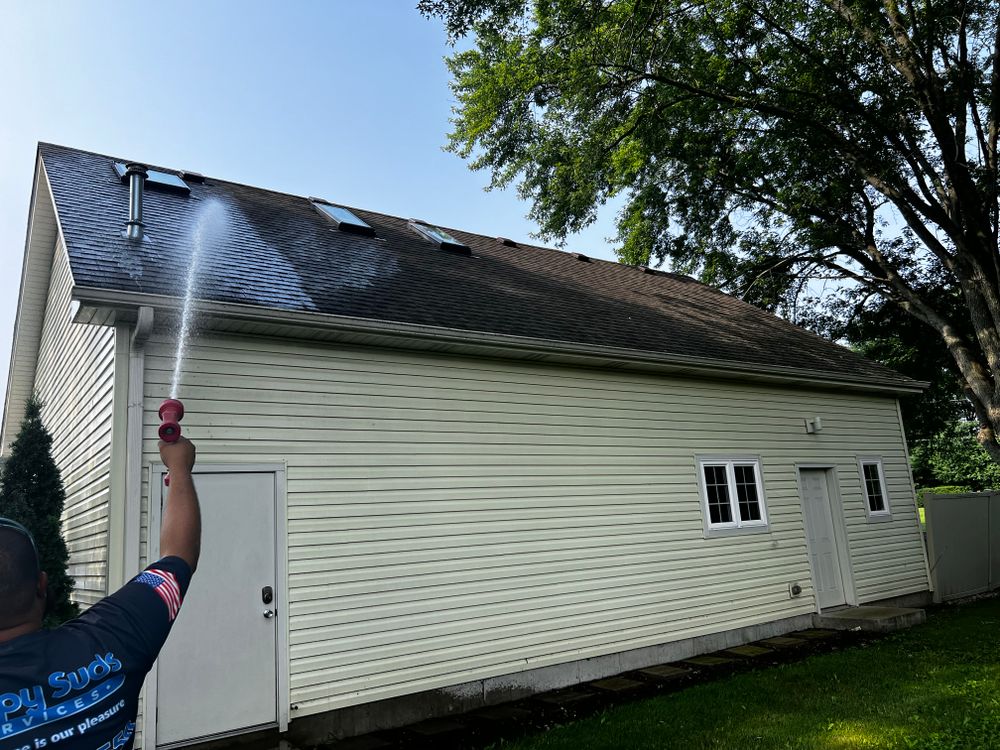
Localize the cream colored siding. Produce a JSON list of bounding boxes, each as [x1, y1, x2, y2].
[[2, 232, 50, 443], [140, 332, 928, 715], [847, 449, 928, 601], [2, 164, 60, 453], [33, 243, 116, 606]]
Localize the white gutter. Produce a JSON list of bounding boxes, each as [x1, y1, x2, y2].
[[123, 306, 154, 575], [72, 286, 928, 396]]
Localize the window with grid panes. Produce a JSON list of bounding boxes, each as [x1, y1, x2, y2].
[[697, 458, 769, 535], [859, 458, 891, 519]]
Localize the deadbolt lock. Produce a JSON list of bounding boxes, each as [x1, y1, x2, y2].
[[262, 585, 274, 605]]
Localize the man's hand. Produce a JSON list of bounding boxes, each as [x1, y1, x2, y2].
[[159, 437, 196, 476]]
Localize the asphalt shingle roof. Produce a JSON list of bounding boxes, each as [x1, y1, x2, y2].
[[39, 143, 917, 390]]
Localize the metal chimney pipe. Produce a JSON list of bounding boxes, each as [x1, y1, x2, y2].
[[125, 163, 148, 241]]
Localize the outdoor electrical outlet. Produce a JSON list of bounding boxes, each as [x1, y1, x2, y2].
[[788, 582, 803, 597]]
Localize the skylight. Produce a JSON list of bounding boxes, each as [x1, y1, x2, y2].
[[112, 162, 190, 194], [312, 201, 375, 236], [408, 221, 471, 255]]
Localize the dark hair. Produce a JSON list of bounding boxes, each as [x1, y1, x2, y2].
[[0, 526, 40, 625]]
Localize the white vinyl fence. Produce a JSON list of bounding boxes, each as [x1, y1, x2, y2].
[[925, 492, 1000, 602]]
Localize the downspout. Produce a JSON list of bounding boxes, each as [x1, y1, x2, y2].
[[107, 325, 132, 591], [124, 306, 154, 575]]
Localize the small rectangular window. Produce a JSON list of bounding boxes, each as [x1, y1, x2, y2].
[[408, 220, 471, 255], [858, 458, 891, 520], [112, 162, 190, 194], [312, 201, 376, 236], [698, 458, 769, 536]]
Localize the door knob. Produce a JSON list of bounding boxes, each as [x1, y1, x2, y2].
[[263, 609, 275, 619]]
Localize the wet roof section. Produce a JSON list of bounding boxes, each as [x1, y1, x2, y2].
[[39, 142, 918, 389]]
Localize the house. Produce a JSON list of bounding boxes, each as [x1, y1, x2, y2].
[[2, 143, 931, 747]]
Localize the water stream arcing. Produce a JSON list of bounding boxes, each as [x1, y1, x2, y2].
[[169, 199, 227, 399]]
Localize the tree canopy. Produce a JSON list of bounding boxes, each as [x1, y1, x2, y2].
[[421, 0, 1000, 459], [910, 418, 1000, 487], [806, 290, 967, 439]]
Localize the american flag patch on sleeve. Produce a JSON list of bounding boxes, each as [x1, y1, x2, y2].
[[134, 568, 183, 621]]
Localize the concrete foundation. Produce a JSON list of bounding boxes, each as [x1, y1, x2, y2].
[[862, 590, 933, 610], [814, 606, 927, 632], [174, 590, 932, 749], [813, 591, 931, 633], [287, 612, 815, 745]]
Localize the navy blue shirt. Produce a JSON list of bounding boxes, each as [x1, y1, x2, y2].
[[0, 557, 192, 750]]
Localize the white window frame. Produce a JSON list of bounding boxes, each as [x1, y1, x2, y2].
[[857, 456, 892, 522], [696, 456, 770, 537]]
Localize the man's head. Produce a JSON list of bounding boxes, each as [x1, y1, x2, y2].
[[0, 518, 47, 632]]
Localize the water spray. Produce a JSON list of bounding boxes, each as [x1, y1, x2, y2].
[[158, 398, 185, 485], [158, 200, 224, 485]]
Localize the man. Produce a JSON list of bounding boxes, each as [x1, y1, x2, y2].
[[0, 437, 199, 750]]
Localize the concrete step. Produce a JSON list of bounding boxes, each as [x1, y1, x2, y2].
[[725, 645, 775, 658], [636, 664, 691, 682], [589, 676, 645, 694], [757, 635, 809, 649], [813, 605, 926, 633]]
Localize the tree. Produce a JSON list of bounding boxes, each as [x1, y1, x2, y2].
[[911, 419, 1000, 487], [804, 290, 969, 442], [0, 395, 78, 625], [821, 296, 1000, 486], [420, 0, 1000, 460]]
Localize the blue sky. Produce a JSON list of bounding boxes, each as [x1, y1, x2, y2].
[[0, 1, 621, 404]]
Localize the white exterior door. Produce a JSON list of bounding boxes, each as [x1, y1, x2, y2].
[[155, 471, 279, 746], [799, 469, 847, 609]]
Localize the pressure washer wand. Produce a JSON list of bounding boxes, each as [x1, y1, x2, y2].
[[158, 398, 185, 486]]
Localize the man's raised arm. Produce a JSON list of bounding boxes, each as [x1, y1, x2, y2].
[[158, 437, 201, 572]]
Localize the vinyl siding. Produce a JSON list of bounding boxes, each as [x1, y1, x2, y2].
[[140, 332, 928, 715], [2, 162, 60, 453], [33, 243, 116, 606]]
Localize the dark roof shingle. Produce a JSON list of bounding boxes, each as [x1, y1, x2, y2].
[[39, 143, 917, 390]]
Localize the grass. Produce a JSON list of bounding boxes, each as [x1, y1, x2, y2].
[[493, 598, 1000, 750]]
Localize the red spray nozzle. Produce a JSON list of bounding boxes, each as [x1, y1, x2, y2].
[[158, 398, 185, 443], [159, 398, 185, 487]]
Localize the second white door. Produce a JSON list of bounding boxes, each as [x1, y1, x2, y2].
[[799, 469, 847, 609]]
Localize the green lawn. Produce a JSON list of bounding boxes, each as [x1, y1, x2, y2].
[[495, 598, 1000, 750]]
